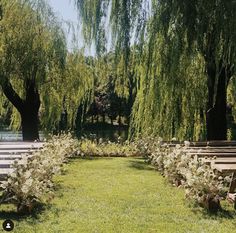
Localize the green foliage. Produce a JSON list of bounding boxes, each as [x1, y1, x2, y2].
[[76, 0, 236, 140], [0, 134, 78, 213], [227, 77, 236, 124], [227, 129, 233, 141], [40, 52, 94, 131], [0, 0, 67, 130], [0, 0, 95, 133], [75, 0, 147, 58], [77, 138, 140, 157], [130, 48, 208, 140], [0, 0, 66, 88]]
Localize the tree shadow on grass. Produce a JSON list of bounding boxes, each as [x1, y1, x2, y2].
[[69, 156, 114, 161], [129, 156, 148, 160], [213, 209, 236, 219], [190, 203, 236, 219], [202, 208, 235, 219], [0, 203, 50, 221], [128, 159, 155, 171]]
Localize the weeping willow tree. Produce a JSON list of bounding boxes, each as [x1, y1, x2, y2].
[[76, 0, 236, 141], [91, 50, 138, 124], [0, 0, 67, 140], [151, 0, 236, 140], [0, 0, 95, 139], [40, 51, 94, 132], [0, 0, 68, 140], [76, 0, 147, 124]]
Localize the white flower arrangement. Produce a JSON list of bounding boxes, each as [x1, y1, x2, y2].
[[148, 143, 231, 212], [0, 133, 79, 214]]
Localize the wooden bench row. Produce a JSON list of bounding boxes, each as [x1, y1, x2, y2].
[[159, 141, 236, 206], [185, 148, 236, 172], [167, 140, 236, 147], [0, 140, 235, 202], [0, 142, 43, 179], [183, 144, 236, 207]]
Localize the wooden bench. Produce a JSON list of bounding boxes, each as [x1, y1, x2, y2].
[[183, 141, 236, 208], [0, 142, 44, 180]]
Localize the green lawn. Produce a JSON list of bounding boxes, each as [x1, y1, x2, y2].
[[0, 157, 236, 233]]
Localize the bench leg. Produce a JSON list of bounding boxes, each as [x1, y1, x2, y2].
[[227, 172, 236, 209], [229, 172, 236, 193]]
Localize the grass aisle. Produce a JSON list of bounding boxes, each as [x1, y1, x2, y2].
[[0, 157, 236, 233]]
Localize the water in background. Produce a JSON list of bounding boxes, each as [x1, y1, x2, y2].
[[0, 126, 128, 142], [78, 123, 129, 142], [0, 131, 44, 141], [82, 128, 128, 142]]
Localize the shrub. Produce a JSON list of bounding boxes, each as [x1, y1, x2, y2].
[[76, 136, 169, 158], [0, 134, 79, 214], [133, 136, 164, 158], [148, 142, 231, 213], [149, 143, 172, 173], [77, 138, 139, 157], [182, 156, 227, 209]]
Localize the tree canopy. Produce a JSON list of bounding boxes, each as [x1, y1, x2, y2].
[[76, 0, 236, 140], [0, 0, 94, 139], [0, 0, 67, 139]]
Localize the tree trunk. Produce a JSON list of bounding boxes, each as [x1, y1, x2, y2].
[[126, 70, 136, 125], [75, 104, 83, 137], [206, 63, 229, 140], [59, 110, 68, 132], [102, 114, 105, 124], [21, 108, 39, 141], [2, 79, 40, 141], [118, 115, 122, 126], [21, 80, 40, 141]]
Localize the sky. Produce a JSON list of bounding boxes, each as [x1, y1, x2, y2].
[[49, 0, 77, 23], [48, 0, 152, 55], [48, 0, 92, 53]]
